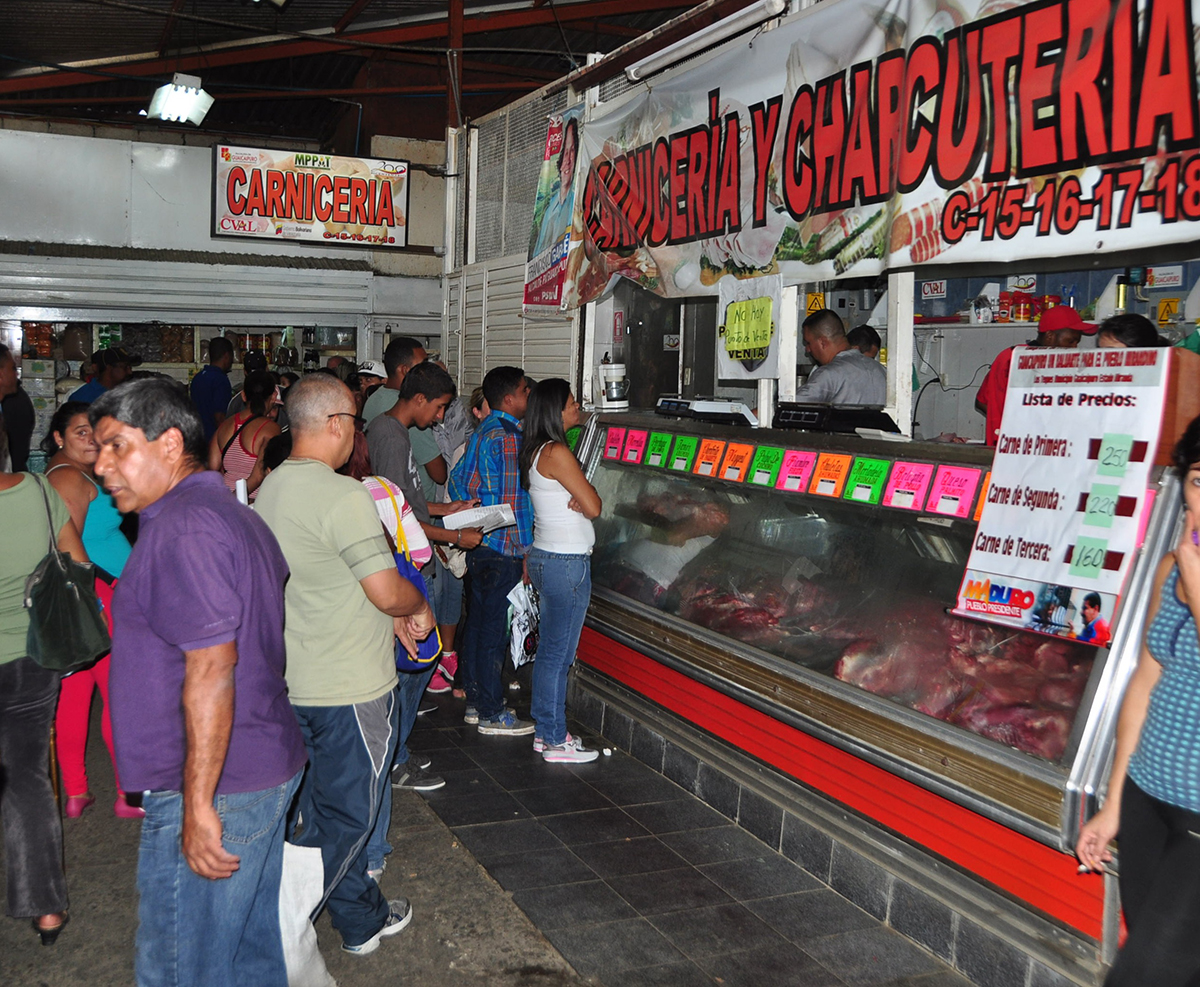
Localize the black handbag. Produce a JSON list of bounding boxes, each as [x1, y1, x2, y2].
[[23, 474, 112, 674]]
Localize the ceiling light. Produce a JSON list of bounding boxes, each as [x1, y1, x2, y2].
[[145, 73, 214, 126], [626, 0, 787, 83]]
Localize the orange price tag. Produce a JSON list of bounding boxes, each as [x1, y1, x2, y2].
[[809, 453, 853, 497], [718, 443, 755, 482], [692, 439, 727, 478], [974, 471, 991, 522]]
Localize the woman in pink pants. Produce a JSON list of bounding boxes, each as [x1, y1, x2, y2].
[[43, 403, 142, 819]]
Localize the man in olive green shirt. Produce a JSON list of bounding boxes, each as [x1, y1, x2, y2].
[[255, 373, 434, 957]]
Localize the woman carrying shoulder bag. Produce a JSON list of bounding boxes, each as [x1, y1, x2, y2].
[[0, 388, 90, 944], [519, 379, 602, 763], [42, 402, 143, 820]]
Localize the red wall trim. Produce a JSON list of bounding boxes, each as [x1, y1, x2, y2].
[[579, 627, 1104, 939]]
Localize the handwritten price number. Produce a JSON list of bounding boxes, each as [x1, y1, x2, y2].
[[1085, 493, 1117, 527], [942, 158, 1200, 243], [1101, 444, 1128, 470], [1069, 538, 1110, 579]]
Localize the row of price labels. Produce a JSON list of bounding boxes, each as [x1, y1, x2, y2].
[[602, 426, 989, 519]]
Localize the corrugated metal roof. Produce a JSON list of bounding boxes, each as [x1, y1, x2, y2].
[[0, 0, 695, 145], [0, 239, 373, 271]]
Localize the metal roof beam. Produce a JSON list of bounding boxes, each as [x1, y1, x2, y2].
[[334, 0, 379, 34], [157, 0, 187, 56], [0, 0, 694, 95], [0, 82, 541, 108]]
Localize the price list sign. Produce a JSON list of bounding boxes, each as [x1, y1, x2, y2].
[[844, 458, 890, 504], [720, 443, 755, 482], [748, 446, 785, 486], [693, 439, 727, 478], [776, 450, 817, 492], [883, 461, 935, 511], [643, 432, 673, 467], [955, 346, 1170, 638], [623, 430, 649, 464], [603, 427, 626, 460], [669, 435, 700, 472], [809, 454, 853, 498]]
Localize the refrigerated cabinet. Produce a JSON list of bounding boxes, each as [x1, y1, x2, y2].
[[573, 411, 1182, 975]]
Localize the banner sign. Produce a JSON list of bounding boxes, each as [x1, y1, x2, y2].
[[566, 0, 1198, 307], [213, 146, 408, 247], [524, 106, 585, 315], [955, 346, 1170, 641]]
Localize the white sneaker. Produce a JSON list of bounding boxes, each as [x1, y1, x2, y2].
[[341, 898, 412, 955], [543, 736, 599, 763]]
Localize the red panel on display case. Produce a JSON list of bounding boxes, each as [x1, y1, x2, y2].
[[578, 627, 1104, 939]]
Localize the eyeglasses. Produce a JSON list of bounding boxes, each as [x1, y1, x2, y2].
[[327, 413, 365, 425]]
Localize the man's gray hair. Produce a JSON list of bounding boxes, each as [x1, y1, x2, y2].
[[286, 373, 353, 434], [802, 308, 846, 341]]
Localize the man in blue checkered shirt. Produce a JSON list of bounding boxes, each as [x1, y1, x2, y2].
[[450, 366, 536, 736]]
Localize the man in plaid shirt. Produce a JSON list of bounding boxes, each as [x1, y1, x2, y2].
[[449, 366, 535, 736]]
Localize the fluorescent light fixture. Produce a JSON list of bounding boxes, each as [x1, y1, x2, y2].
[[626, 0, 787, 82], [145, 73, 214, 126]]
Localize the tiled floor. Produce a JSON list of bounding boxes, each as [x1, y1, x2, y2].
[[410, 695, 972, 987]]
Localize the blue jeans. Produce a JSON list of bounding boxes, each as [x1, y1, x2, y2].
[[462, 547, 524, 719], [425, 558, 463, 627], [135, 770, 302, 987], [527, 549, 592, 746], [290, 692, 398, 948], [365, 665, 434, 872]]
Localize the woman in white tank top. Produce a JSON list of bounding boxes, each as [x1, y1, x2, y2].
[[519, 379, 602, 763]]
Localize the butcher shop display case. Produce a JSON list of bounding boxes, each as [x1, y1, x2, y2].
[[577, 411, 1179, 852]]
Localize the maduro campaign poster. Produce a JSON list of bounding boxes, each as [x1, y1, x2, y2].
[[524, 106, 584, 316], [213, 145, 409, 248], [954, 347, 1170, 643], [567, 0, 1200, 306]]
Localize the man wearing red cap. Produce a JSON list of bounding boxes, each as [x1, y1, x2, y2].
[[976, 306, 1097, 446]]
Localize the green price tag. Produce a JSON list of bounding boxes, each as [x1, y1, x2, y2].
[[1083, 483, 1120, 529], [668, 435, 699, 472], [644, 432, 672, 467], [747, 446, 785, 486], [1096, 433, 1134, 478], [843, 457, 890, 504], [1069, 536, 1109, 579]]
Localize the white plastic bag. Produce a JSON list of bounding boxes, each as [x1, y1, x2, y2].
[[507, 580, 540, 669], [279, 842, 337, 987]]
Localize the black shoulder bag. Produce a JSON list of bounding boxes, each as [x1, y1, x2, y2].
[[23, 474, 112, 673]]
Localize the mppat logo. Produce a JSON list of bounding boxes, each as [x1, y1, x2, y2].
[[962, 579, 1035, 616]]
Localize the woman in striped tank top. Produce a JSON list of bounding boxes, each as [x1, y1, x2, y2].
[[1077, 416, 1200, 986], [207, 370, 280, 498]]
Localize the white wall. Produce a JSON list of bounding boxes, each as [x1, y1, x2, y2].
[[0, 129, 371, 262]]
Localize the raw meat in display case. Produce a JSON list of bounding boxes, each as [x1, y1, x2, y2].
[[590, 465, 1097, 763]]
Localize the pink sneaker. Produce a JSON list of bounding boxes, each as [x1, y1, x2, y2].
[[438, 651, 458, 679], [426, 669, 453, 694]]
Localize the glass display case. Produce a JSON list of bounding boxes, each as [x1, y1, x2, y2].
[[578, 412, 1175, 848]]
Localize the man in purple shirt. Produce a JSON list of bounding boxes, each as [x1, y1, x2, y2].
[[90, 378, 306, 987]]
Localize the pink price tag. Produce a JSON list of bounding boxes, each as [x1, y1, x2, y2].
[[882, 461, 935, 511], [775, 450, 817, 493], [603, 427, 627, 460], [926, 466, 982, 518], [622, 430, 648, 463]]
